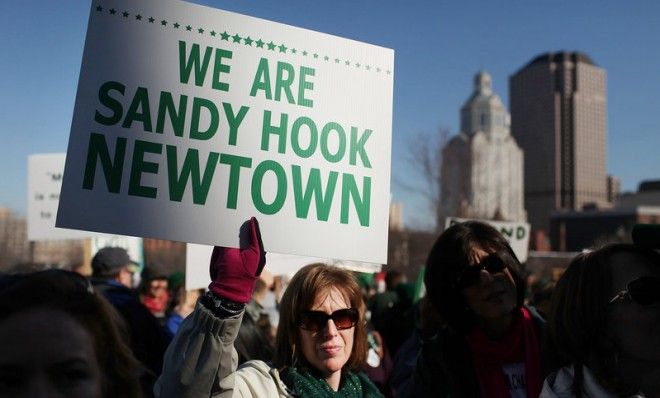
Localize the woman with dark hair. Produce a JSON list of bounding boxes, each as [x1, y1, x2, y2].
[[407, 221, 545, 397], [156, 218, 382, 397], [541, 243, 660, 397], [0, 269, 143, 398]]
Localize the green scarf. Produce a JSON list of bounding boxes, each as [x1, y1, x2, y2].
[[281, 367, 383, 398]]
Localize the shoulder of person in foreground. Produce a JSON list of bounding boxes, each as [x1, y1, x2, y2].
[[540, 365, 623, 398]]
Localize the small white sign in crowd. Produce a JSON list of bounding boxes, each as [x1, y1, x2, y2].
[[28, 154, 89, 241], [185, 243, 382, 290], [28, 153, 144, 268]]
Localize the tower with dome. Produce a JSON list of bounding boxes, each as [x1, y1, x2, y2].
[[440, 71, 526, 224]]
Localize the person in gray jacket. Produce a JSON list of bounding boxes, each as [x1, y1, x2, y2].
[[155, 218, 382, 398]]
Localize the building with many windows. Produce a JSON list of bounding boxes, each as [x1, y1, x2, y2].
[[0, 207, 29, 269], [510, 52, 608, 238]]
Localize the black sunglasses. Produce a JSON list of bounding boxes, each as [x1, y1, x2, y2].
[[609, 276, 660, 306], [457, 255, 507, 287], [299, 308, 359, 332]]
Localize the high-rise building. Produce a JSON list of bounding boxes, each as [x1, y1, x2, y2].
[[510, 52, 607, 236], [389, 201, 404, 231], [0, 207, 29, 269], [440, 71, 526, 224], [607, 175, 621, 203]]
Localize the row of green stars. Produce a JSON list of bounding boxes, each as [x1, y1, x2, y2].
[[95, 4, 391, 75]]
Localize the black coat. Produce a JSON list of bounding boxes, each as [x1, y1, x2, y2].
[[93, 279, 168, 397], [403, 306, 548, 398]]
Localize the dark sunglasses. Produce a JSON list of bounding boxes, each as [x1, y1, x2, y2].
[[457, 255, 507, 287], [609, 276, 660, 306], [299, 308, 359, 331]]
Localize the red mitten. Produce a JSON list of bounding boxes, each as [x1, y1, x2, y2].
[[208, 217, 266, 303]]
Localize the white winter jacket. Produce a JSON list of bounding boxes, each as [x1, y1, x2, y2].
[[540, 365, 645, 398]]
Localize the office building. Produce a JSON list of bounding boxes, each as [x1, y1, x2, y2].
[[510, 51, 608, 236]]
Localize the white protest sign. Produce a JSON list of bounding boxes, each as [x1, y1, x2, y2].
[[185, 243, 213, 291], [57, 0, 394, 265], [185, 243, 381, 291], [27, 154, 91, 241], [445, 217, 531, 262]]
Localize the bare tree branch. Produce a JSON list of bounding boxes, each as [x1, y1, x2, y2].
[[395, 127, 450, 231]]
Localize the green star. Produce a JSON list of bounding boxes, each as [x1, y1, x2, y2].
[[198, 27, 204, 34], [302, 50, 308, 56], [96, 6, 103, 12], [221, 31, 230, 41], [244, 36, 253, 46], [386, 70, 391, 74], [255, 39, 264, 48], [148, 17, 155, 23], [161, 20, 167, 26], [173, 22, 180, 28], [122, 11, 129, 17], [278, 43, 287, 53], [355, 63, 361, 68], [135, 14, 142, 20], [324, 55, 329, 61], [313, 53, 319, 59], [345, 60, 350, 66], [376, 67, 381, 72], [267, 41, 276, 50], [109, 8, 116, 14], [291, 48, 297, 54], [232, 34, 241, 43], [210, 30, 216, 36], [335, 58, 340, 63], [365, 65, 371, 70], [186, 25, 192, 31]]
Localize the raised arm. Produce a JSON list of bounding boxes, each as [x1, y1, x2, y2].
[[155, 218, 266, 398]]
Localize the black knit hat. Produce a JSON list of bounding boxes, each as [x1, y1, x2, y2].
[[91, 247, 139, 278]]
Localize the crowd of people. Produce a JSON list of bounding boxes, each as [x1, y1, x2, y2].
[[1, 218, 659, 397]]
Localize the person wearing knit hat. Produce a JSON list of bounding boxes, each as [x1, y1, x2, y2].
[[91, 247, 168, 391], [91, 247, 140, 288], [140, 265, 170, 319]]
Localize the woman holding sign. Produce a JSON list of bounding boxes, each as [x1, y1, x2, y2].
[[155, 218, 382, 398]]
